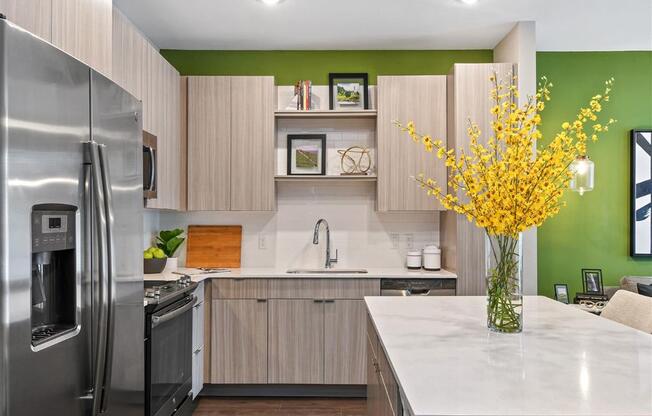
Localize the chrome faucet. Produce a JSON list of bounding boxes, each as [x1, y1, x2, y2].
[[313, 219, 338, 269]]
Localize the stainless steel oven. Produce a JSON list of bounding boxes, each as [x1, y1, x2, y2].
[[145, 279, 197, 416], [143, 131, 157, 200]]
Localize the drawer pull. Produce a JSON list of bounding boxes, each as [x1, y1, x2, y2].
[[194, 348, 202, 354], [257, 299, 267, 303], [313, 299, 324, 303], [324, 299, 335, 303]]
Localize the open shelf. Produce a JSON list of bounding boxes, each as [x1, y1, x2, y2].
[[275, 175, 377, 182], [275, 110, 377, 119]]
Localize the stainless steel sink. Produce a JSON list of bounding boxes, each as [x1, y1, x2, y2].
[[286, 268, 368, 274]]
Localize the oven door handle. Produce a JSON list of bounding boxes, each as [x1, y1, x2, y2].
[[152, 296, 196, 328]]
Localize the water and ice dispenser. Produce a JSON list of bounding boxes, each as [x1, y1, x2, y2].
[[31, 204, 77, 346]]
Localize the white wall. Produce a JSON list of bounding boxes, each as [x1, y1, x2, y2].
[[156, 182, 438, 269], [143, 211, 160, 248], [494, 21, 538, 295]]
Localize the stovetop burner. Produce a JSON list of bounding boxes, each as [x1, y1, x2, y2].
[[144, 276, 197, 307]]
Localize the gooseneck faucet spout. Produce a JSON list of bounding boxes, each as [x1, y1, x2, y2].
[[313, 219, 338, 269]]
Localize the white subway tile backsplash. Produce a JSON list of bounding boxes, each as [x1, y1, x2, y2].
[[154, 182, 438, 270]]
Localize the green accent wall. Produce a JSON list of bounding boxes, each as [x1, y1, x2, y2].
[[537, 51, 652, 299], [160, 50, 493, 84], [160, 48, 652, 299]]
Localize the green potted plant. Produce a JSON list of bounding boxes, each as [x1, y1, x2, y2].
[[156, 228, 186, 273]]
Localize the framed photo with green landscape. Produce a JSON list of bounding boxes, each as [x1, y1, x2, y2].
[[287, 134, 326, 175], [329, 73, 369, 110]]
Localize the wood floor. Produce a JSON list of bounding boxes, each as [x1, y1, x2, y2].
[[193, 397, 367, 416]]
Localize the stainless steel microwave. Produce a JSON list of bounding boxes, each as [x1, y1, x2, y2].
[[143, 131, 157, 199]]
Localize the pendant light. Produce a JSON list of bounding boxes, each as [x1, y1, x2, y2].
[[569, 155, 594, 196]]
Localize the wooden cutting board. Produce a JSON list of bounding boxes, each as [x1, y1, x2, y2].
[[186, 225, 242, 268]]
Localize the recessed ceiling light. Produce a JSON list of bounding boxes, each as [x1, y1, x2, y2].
[[259, 0, 283, 5], [458, 0, 478, 4]]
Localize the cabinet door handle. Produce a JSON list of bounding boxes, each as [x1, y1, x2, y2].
[[256, 299, 267, 303], [324, 299, 335, 303], [313, 299, 324, 303]]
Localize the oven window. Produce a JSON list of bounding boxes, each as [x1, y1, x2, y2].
[[150, 301, 192, 415]]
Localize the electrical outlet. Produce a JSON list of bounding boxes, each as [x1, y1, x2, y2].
[[405, 234, 414, 249], [258, 233, 267, 250], [390, 233, 400, 249]]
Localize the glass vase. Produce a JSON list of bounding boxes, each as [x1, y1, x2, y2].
[[486, 233, 523, 333]]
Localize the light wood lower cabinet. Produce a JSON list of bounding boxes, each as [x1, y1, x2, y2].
[[324, 300, 367, 384], [367, 315, 400, 416], [367, 337, 395, 416], [211, 299, 268, 384], [209, 278, 378, 386], [268, 299, 324, 384]]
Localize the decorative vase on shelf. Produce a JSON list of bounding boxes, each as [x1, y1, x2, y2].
[[486, 233, 523, 333]]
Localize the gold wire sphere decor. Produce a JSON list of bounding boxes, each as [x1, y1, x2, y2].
[[337, 146, 372, 175]]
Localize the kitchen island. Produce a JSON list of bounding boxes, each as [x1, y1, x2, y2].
[[365, 296, 652, 416]]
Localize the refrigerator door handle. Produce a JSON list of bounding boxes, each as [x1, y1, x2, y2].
[[87, 141, 111, 415], [97, 144, 116, 413]]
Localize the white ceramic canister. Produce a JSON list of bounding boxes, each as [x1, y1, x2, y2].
[[422, 245, 441, 271], [406, 250, 423, 270]]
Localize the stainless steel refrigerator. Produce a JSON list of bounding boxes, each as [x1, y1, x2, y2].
[[0, 18, 144, 416]]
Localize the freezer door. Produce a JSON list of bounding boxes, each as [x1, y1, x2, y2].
[[90, 70, 144, 416], [0, 19, 91, 416]]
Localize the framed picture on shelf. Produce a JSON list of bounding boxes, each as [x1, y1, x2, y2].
[[630, 129, 652, 257], [329, 73, 369, 110], [581, 269, 603, 295], [287, 134, 326, 176], [554, 284, 570, 304]]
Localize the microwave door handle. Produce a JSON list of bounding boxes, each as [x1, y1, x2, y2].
[[148, 146, 156, 192], [97, 144, 116, 413], [87, 142, 109, 416]]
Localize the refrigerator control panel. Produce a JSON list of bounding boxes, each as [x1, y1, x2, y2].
[[31, 205, 76, 253]]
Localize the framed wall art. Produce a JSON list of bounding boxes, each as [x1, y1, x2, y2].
[[581, 269, 603, 295], [554, 284, 570, 304], [329, 73, 369, 110], [287, 134, 326, 175], [631, 129, 652, 257]]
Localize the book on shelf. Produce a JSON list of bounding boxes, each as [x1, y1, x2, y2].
[[294, 80, 312, 110]]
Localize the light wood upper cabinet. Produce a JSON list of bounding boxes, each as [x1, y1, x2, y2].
[[187, 76, 232, 211], [211, 299, 267, 384], [51, 0, 112, 77], [186, 76, 275, 211], [324, 300, 367, 384], [376, 76, 447, 211], [147, 57, 184, 210], [111, 7, 146, 100], [443, 63, 514, 296], [0, 0, 51, 40], [230, 76, 275, 211], [268, 299, 324, 384]]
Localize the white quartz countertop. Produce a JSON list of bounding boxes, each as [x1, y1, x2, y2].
[[365, 296, 652, 416], [144, 267, 457, 281]]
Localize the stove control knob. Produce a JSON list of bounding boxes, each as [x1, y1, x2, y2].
[[145, 288, 160, 298]]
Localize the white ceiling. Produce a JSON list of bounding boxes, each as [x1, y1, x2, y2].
[[115, 0, 652, 51]]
